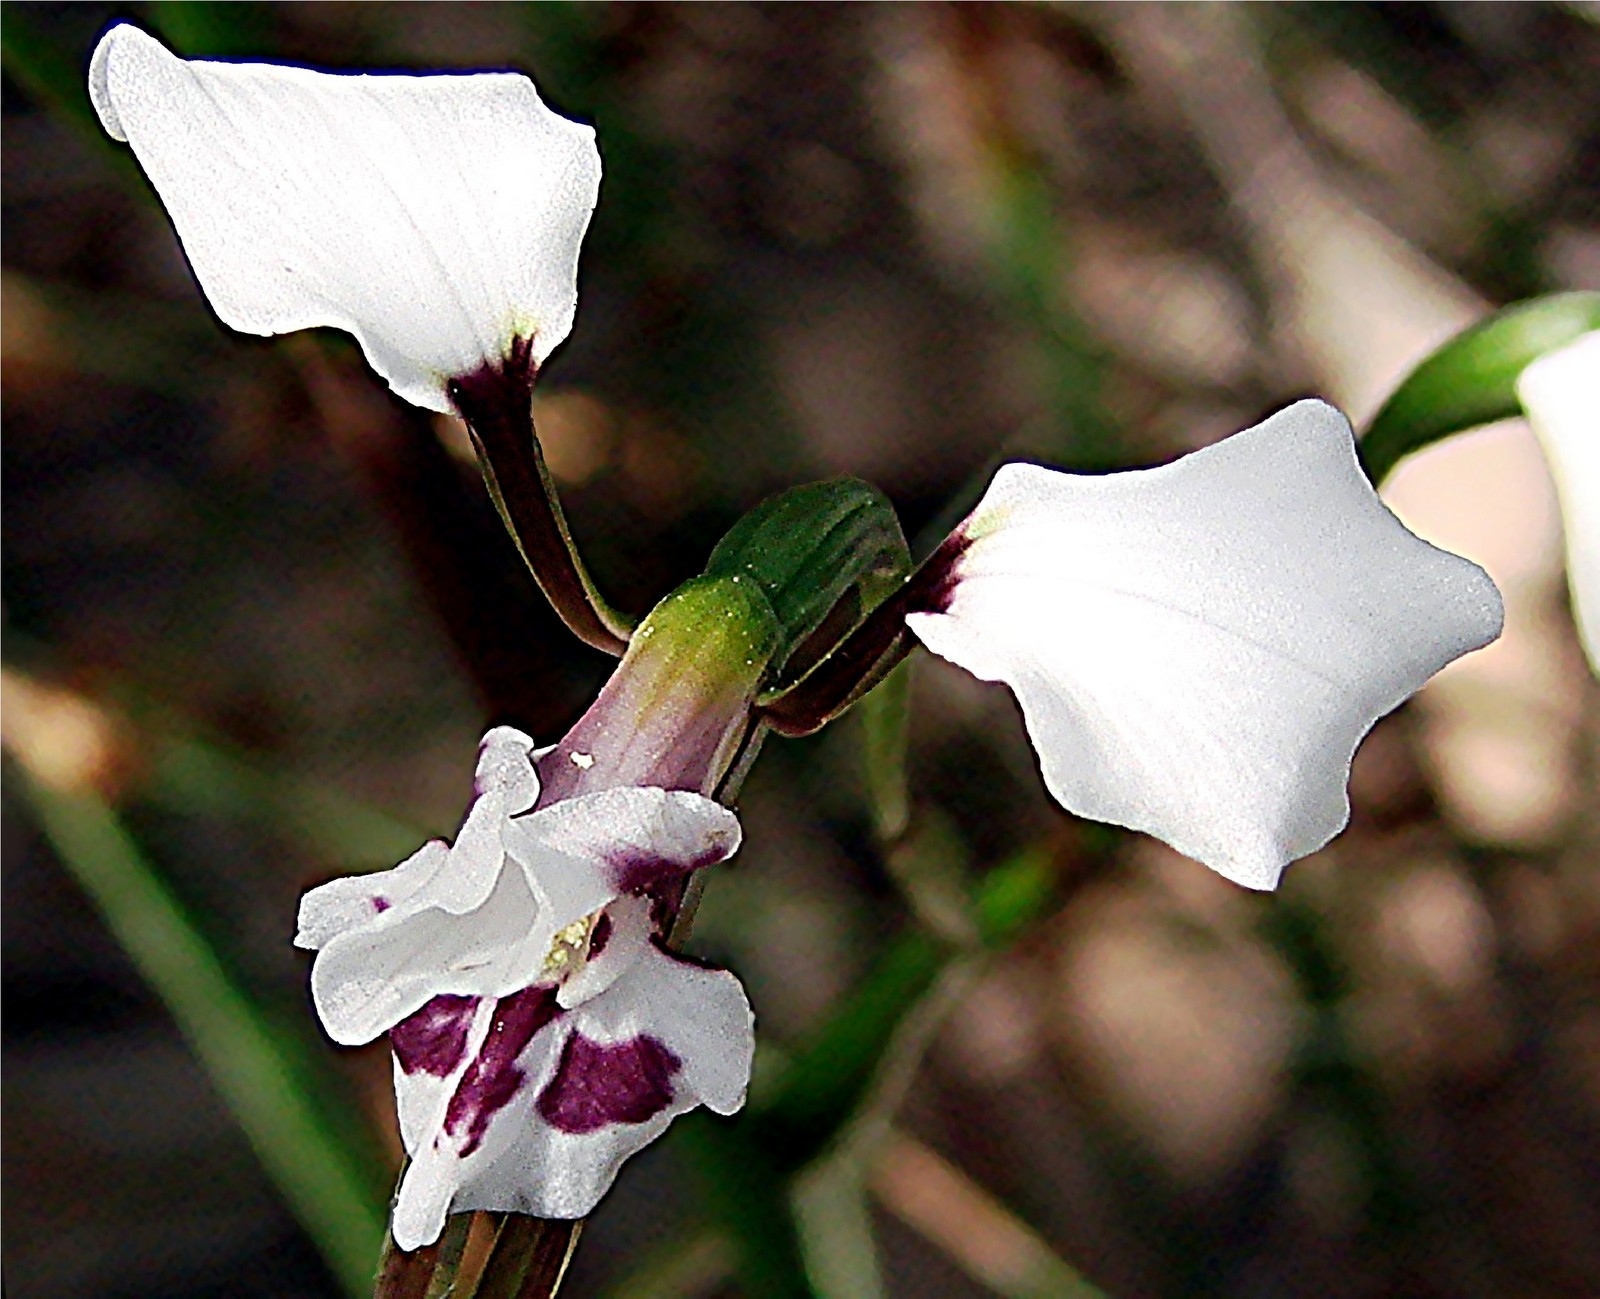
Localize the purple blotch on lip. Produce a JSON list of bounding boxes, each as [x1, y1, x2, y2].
[[442, 985, 562, 1155], [372, 896, 391, 913], [392, 994, 479, 1078], [587, 912, 612, 961], [536, 1033, 682, 1134], [608, 845, 728, 895]]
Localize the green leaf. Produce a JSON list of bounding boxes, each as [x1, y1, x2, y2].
[[705, 478, 911, 684], [1361, 292, 1600, 484], [12, 768, 388, 1298]]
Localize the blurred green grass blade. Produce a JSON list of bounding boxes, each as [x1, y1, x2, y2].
[[874, 1131, 1107, 1299], [793, 1150, 886, 1299], [857, 659, 911, 845], [146, 729, 426, 866], [14, 768, 388, 1298], [681, 1119, 820, 1299], [1361, 292, 1600, 485], [760, 846, 1056, 1166], [591, 1229, 730, 1299], [1, 8, 148, 191]]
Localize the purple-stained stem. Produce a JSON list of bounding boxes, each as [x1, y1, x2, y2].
[[760, 530, 972, 737], [535, 576, 780, 805], [449, 339, 633, 658]]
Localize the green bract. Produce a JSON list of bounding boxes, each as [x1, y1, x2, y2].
[[1361, 291, 1600, 485]]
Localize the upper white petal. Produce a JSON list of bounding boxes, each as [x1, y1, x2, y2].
[[1516, 331, 1600, 674], [506, 785, 743, 899], [293, 838, 448, 950], [89, 23, 600, 411], [907, 400, 1504, 889]]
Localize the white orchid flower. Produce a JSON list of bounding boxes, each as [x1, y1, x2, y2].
[[1515, 331, 1600, 674], [295, 727, 752, 1248], [905, 400, 1504, 891], [88, 23, 599, 412]]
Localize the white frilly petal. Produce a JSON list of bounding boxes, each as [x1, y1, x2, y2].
[[1516, 331, 1600, 674], [88, 23, 600, 412], [389, 937, 754, 1243], [311, 862, 552, 1045], [907, 400, 1504, 890], [293, 838, 448, 951], [507, 785, 743, 898]]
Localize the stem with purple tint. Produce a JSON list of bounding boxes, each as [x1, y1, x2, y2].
[[760, 531, 972, 737], [448, 339, 633, 658]]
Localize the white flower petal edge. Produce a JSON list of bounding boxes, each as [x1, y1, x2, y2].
[[387, 897, 754, 1250], [294, 728, 741, 1046], [88, 23, 600, 412], [906, 400, 1504, 890], [1516, 331, 1600, 674]]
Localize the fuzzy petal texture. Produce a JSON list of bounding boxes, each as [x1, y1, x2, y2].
[[88, 23, 600, 412], [388, 907, 754, 1248], [907, 400, 1504, 890], [1516, 331, 1600, 674]]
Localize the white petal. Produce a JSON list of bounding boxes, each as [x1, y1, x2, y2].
[[88, 24, 599, 412], [311, 863, 555, 1044], [512, 786, 743, 898], [455, 949, 753, 1221], [1516, 331, 1600, 674], [555, 894, 652, 1010], [391, 987, 564, 1249], [293, 839, 448, 950], [908, 400, 1503, 889], [474, 727, 540, 811], [601, 939, 755, 1116]]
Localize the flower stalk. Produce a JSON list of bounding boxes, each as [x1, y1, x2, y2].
[[449, 343, 634, 657]]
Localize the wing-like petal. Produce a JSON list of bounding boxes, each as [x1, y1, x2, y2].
[[294, 839, 448, 950], [1517, 332, 1600, 674], [509, 785, 743, 900], [88, 23, 599, 411], [312, 863, 555, 1044], [908, 400, 1504, 889]]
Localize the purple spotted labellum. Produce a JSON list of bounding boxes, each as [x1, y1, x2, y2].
[[295, 578, 778, 1249]]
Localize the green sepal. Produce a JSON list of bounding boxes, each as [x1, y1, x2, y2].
[[1361, 291, 1600, 485], [705, 478, 911, 686]]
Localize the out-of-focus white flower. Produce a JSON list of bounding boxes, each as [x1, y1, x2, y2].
[[88, 23, 599, 412], [295, 727, 751, 1247], [1516, 331, 1600, 673], [906, 400, 1504, 890]]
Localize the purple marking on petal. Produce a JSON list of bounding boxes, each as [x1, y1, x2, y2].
[[442, 985, 562, 1156], [608, 845, 727, 896], [392, 995, 480, 1078], [371, 896, 391, 913], [905, 531, 973, 616], [447, 337, 536, 431], [536, 1033, 682, 1134], [587, 912, 612, 961]]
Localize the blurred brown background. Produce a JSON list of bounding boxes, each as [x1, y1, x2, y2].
[[4, 4, 1599, 1297]]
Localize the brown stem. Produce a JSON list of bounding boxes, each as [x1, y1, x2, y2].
[[760, 532, 969, 737], [449, 339, 632, 657]]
